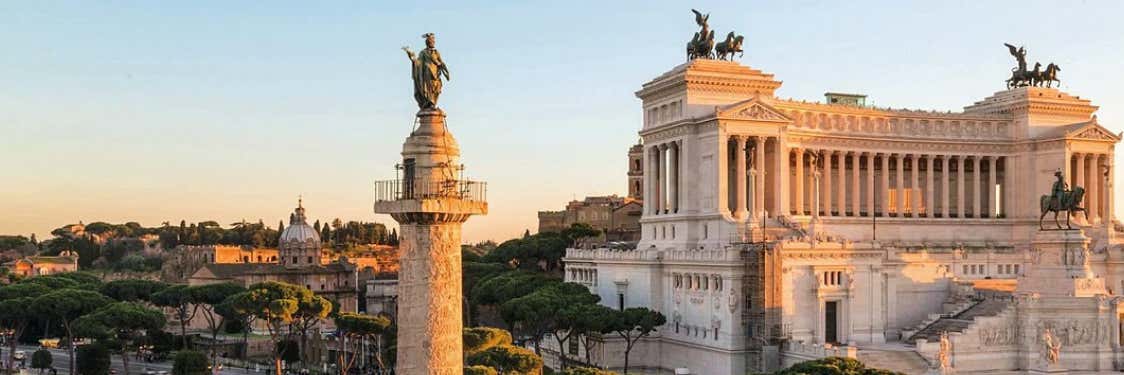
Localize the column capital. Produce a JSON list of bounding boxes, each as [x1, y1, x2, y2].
[[658, 143, 669, 150]]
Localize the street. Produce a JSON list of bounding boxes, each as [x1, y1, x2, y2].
[[6, 345, 257, 375]]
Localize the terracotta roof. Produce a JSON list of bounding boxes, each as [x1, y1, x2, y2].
[[25, 256, 76, 265], [192, 261, 356, 280]]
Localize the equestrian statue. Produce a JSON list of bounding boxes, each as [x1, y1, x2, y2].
[[1039, 170, 1086, 230], [1004, 43, 1062, 89]]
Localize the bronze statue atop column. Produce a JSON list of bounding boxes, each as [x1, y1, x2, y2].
[[403, 33, 450, 110]]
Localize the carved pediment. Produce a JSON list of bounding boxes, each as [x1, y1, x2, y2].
[[717, 98, 792, 123], [1069, 122, 1121, 142]]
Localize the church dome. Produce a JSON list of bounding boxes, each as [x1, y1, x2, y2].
[[280, 198, 321, 247]]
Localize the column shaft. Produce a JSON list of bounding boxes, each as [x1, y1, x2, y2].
[[837, 151, 846, 216], [734, 137, 748, 219], [896, 154, 905, 216], [851, 152, 861, 216], [669, 142, 679, 213], [866, 153, 875, 216], [881, 154, 890, 216], [973, 156, 981, 218], [795, 149, 805, 215], [957, 156, 966, 218], [756, 137, 767, 218], [926, 155, 935, 217], [911, 155, 920, 217], [1090, 154, 1100, 223], [987, 156, 997, 219], [824, 151, 833, 217], [941, 156, 950, 218], [867, 152, 876, 215]]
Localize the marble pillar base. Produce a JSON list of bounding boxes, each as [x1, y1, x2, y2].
[[1016, 230, 1106, 297]]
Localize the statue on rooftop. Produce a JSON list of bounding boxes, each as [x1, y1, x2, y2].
[[1004, 43, 1062, 89], [403, 33, 450, 110], [686, 9, 715, 60], [1039, 170, 1087, 230], [715, 31, 745, 61]]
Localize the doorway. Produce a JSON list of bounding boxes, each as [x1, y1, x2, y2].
[[825, 301, 839, 344]]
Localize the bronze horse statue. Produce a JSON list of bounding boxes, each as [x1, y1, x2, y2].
[[1039, 186, 1086, 230], [1007, 62, 1041, 89], [1033, 63, 1061, 88], [686, 9, 715, 60], [715, 32, 745, 60]]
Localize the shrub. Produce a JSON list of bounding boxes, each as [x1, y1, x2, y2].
[[76, 344, 111, 375], [776, 357, 904, 375], [464, 327, 513, 354], [468, 345, 543, 374], [31, 349, 53, 371], [563, 368, 617, 375], [172, 350, 209, 375], [464, 366, 499, 375]]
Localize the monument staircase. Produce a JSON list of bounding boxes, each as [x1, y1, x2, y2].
[[854, 344, 931, 375], [905, 296, 1012, 344]]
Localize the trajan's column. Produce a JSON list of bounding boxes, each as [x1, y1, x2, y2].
[[375, 33, 487, 374]]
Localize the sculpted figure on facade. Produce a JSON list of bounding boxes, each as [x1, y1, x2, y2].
[[937, 331, 952, 370], [1041, 328, 1061, 365], [403, 33, 450, 110]]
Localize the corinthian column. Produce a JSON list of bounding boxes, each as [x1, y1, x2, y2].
[[973, 156, 982, 218], [794, 148, 805, 215], [910, 154, 920, 217], [896, 154, 905, 217], [836, 150, 846, 217], [957, 156, 966, 218], [755, 136, 767, 218], [941, 155, 950, 218], [881, 153, 890, 217], [926, 155, 935, 217], [669, 141, 679, 214], [735, 136, 748, 219], [851, 152, 861, 216], [867, 153, 875, 217], [642, 144, 651, 215], [659, 144, 669, 214], [1075, 153, 1086, 223], [1088, 154, 1100, 223], [987, 156, 997, 219], [824, 150, 833, 217], [651, 147, 656, 216]]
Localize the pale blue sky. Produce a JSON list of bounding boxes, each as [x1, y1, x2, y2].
[[3, 1, 1124, 242]]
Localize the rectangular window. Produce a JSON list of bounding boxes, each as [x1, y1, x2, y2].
[[962, 265, 968, 274], [618, 293, 625, 311], [1014, 265, 1020, 274], [568, 338, 579, 355]]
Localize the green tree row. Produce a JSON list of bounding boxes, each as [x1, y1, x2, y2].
[[463, 224, 665, 374]]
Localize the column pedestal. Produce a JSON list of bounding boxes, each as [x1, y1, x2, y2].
[[1016, 230, 1104, 297]]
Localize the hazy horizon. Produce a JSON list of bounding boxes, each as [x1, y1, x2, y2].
[[4, 1, 1124, 243]]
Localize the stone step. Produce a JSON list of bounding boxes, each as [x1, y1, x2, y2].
[[906, 298, 1011, 344], [857, 349, 931, 375]]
